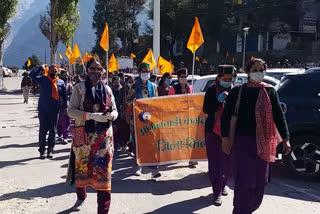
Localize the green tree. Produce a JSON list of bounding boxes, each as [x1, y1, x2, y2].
[[0, 0, 18, 66], [23, 55, 42, 70], [39, 0, 80, 65]]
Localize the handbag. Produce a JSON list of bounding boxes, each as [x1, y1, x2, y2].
[[229, 86, 243, 146]]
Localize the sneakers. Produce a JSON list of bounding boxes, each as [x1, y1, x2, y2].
[[134, 166, 142, 176], [213, 195, 222, 206], [188, 161, 198, 168], [62, 139, 68, 145], [72, 199, 85, 211], [151, 170, 161, 179], [222, 187, 228, 196], [47, 150, 53, 159], [40, 152, 45, 159]]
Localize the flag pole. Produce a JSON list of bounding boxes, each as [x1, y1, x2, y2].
[[191, 51, 195, 93], [79, 52, 86, 73], [106, 50, 109, 85]]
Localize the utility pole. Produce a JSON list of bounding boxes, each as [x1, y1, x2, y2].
[[242, 27, 250, 72], [153, 0, 160, 74]]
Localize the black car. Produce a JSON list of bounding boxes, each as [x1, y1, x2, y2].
[[277, 68, 320, 178]]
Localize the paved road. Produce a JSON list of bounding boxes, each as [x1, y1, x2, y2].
[[0, 77, 319, 214]]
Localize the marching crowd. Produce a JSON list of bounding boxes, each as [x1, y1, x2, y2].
[[21, 57, 292, 214]]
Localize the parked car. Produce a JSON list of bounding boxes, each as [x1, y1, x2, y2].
[[2, 67, 14, 77], [277, 68, 320, 178], [192, 73, 280, 93], [266, 68, 305, 81], [171, 75, 201, 86]]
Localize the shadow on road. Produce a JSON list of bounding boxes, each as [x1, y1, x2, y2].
[[0, 89, 21, 95], [144, 194, 213, 214], [0, 157, 39, 168], [0, 142, 38, 149]]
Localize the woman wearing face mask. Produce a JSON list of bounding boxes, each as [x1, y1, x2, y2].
[[127, 62, 160, 178], [67, 58, 118, 214], [168, 68, 193, 95], [221, 58, 291, 214], [168, 68, 197, 168], [158, 72, 173, 96], [117, 76, 135, 153], [203, 65, 236, 206]]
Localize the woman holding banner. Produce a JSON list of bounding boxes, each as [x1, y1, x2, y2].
[[168, 68, 197, 168], [67, 58, 118, 213], [126, 62, 160, 178], [221, 58, 291, 214], [203, 65, 236, 206]]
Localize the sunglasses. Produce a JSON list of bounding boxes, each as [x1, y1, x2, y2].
[[89, 67, 103, 72]]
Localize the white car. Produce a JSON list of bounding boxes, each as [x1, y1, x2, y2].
[[266, 68, 305, 80], [192, 73, 280, 93]]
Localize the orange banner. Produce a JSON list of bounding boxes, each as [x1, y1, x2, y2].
[[134, 94, 208, 166]]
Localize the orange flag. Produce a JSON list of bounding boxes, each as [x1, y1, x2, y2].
[[108, 53, 120, 72], [70, 43, 81, 65], [130, 53, 136, 59], [83, 52, 90, 62], [157, 56, 175, 75], [187, 17, 204, 53], [196, 56, 200, 61], [226, 50, 229, 57], [27, 59, 31, 67], [65, 45, 72, 59], [251, 56, 254, 60], [142, 49, 156, 70], [57, 64, 60, 71], [100, 23, 109, 51], [232, 57, 235, 63]]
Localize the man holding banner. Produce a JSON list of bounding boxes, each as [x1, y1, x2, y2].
[[126, 62, 160, 178]]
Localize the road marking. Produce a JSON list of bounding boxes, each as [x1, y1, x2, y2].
[[315, 164, 319, 173], [296, 168, 306, 172], [315, 150, 320, 155], [301, 143, 309, 150]]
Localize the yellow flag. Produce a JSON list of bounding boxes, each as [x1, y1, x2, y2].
[[130, 53, 136, 59], [142, 49, 156, 70], [108, 53, 119, 72], [187, 17, 204, 53], [70, 42, 81, 65], [234, 0, 242, 5], [65, 45, 72, 59], [157, 56, 174, 75], [27, 59, 31, 67], [100, 23, 109, 51], [83, 52, 90, 62], [79, 61, 83, 66], [59, 53, 64, 60], [196, 56, 200, 62]]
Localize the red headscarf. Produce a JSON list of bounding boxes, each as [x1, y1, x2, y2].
[[247, 81, 282, 162]]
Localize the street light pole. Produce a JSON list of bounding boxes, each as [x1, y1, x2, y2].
[[153, 0, 160, 74], [242, 27, 250, 72]]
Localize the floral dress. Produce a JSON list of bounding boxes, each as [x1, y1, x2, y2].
[[67, 81, 118, 191]]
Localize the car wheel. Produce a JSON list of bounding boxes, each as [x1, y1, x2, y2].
[[284, 135, 320, 179]]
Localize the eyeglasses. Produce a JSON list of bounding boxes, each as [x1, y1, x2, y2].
[[89, 67, 103, 72]]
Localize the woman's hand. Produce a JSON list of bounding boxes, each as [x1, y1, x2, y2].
[[282, 138, 291, 155], [222, 137, 232, 155]]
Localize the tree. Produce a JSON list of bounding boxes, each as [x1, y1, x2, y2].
[[39, 0, 80, 65], [23, 55, 42, 70], [0, 0, 18, 66], [92, 0, 146, 64]]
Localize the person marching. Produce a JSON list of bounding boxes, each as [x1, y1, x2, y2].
[[67, 58, 118, 213], [203, 65, 236, 206], [21, 72, 32, 103], [30, 64, 67, 159], [221, 58, 291, 214], [157, 72, 172, 96], [168, 68, 197, 168], [57, 70, 71, 144], [126, 62, 160, 178]]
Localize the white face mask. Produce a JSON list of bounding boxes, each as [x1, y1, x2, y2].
[[249, 72, 265, 83], [179, 78, 187, 85], [127, 83, 133, 88], [140, 73, 150, 81]]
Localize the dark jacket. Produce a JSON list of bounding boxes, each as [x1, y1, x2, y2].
[[30, 66, 67, 113], [21, 76, 32, 88]]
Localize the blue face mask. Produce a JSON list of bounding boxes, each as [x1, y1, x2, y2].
[[165, 78, 172, 86], [220, 80, 232, 89]]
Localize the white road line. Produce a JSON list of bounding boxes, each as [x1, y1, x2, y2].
[[301, 143, 309, 150]]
